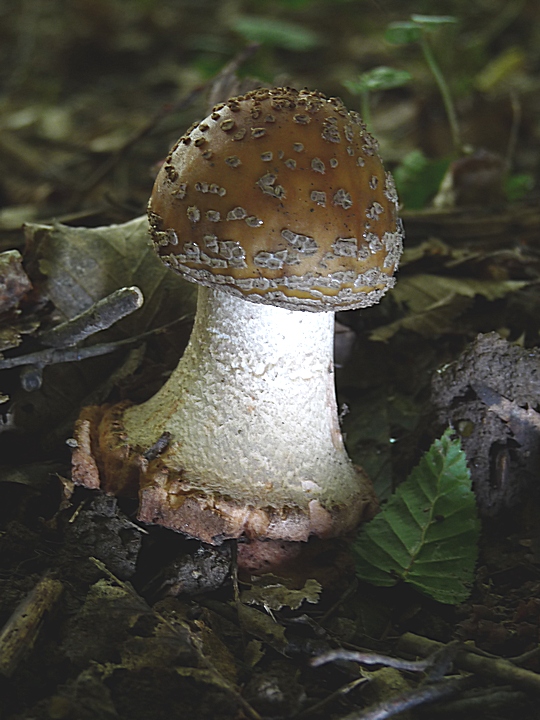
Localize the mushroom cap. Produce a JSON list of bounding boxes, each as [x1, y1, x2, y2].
[[149, 87, 403, 312]]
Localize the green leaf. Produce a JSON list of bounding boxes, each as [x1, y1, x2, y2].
[[385, 21, 422, 45], [505, 173, 534, 202], [393, 149, 450, 209], [353, 429, 480, 604], [231, 16, 320, 51], [344, 66, 412, 94]]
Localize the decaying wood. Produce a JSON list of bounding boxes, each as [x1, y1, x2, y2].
[[0, 575, 63, 678], [398, 632, 540, 695]]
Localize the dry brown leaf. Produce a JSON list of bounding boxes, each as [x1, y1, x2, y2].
[[0, 249, 32, 313], [236, 603, 288, 654], [10, 218, 197, 438], [240, 575, 321, 611], [244, 639, 265, 669], [371, 274, 527, 341], [371, 293, 473, 341], [194, 619, 238, 685], [393, 274, 527, 312]]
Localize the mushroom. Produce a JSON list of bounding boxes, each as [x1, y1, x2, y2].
[[72, 87, 403, 564]]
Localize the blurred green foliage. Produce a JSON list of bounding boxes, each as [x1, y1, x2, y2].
[[387, 14, 462, 153], [343, 66, 412, 94], [505, 173, 535, 202], [231, 15, 320, 51], [343, 66, 412, 133], [385, 15, 458, 45], [393, 151, 450, 210]]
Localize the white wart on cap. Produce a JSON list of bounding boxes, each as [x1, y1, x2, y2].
[[149, 87, 403, 312]]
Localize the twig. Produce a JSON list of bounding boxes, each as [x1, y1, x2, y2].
[[77, 86, 204, 199], [473, 382, 540, 432], [319, 577, 358, 625], [417, 686, 528, 716], [0, 313, 191, 372], [0, 575, 63, 677], [505, 89, 522, 172], [39, 286, 144, 348], [398, 632, 540, 694], [39, 206, 111, 226], [142, 431, 172, 461], [0, 339, 136, 370], [311, 648, 434, 673], [206, 43, 261, 109], [296, 677, 368, 719], [509, 645, 540, 667], [90, 557, 262, 720], [312, 640, 460, 678], [339, 676, 472, 720]]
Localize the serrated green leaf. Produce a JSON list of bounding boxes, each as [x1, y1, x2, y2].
[[353, 429, 480, 604]]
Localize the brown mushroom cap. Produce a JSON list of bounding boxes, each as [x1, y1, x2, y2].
[[149, 87, 403, 312]]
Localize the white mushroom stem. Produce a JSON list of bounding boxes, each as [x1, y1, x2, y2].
[[123, 285, 372, 541]]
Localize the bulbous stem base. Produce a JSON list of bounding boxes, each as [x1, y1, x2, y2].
[[72, 287, 377, 544]]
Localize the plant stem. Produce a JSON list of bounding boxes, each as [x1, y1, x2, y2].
[[360, 89, 372, 132], [420, 33, 462, 154]]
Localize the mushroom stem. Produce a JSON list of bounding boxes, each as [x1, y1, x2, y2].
[[123, 285, 375, 542]]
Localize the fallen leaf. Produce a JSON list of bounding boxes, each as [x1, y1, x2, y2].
[[0, 249, 32, 313], [393, 274, 527, 312], [371, 274, 527, 340], [236, 603, 288, 654], [24, 217, 196, 331], [240, 575, 321, 611]]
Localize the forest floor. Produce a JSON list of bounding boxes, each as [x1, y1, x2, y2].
[[1, 2, 540, 718]]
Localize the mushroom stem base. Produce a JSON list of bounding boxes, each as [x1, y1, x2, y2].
[[72, 287, 377, 544]]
